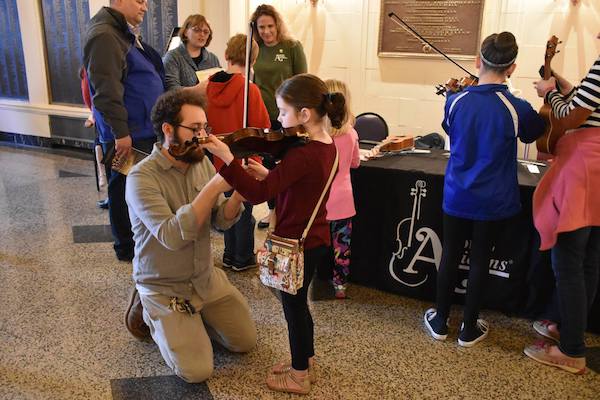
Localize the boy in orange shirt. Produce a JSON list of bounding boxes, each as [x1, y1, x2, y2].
[[206, 34, 270, 271]]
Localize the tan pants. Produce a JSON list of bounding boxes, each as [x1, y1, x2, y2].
[[139, 268, 257, 383]]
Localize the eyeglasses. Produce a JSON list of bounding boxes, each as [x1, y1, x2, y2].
[[177, 124, 212, 136], [190, 26, 210, 35]]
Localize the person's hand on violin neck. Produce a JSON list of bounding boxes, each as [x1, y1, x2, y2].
[[534, 77, 557, 98], [245, 158, 269, 181], [201, 134, 234, 165], [548, 70, 574, 95]]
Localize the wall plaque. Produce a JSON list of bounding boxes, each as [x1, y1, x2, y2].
[[0, 0, 29, 100], [41, 0, 90, 105], [378, 0, 485, 59]]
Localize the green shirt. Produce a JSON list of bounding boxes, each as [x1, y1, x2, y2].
[[253, 40, 307, 120]]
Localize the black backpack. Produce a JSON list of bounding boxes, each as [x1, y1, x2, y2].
[[415, 132, 445, 149]]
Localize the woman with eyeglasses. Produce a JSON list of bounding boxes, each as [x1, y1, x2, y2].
[[163, 14, 221, 91]]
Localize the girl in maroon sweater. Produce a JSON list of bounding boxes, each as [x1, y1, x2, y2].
[[203, 74, 345, 395]]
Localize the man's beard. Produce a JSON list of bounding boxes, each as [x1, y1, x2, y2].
[[172, 129, 205, 164]]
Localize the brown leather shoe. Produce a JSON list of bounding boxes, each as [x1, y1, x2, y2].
[[125, 287, 151, 340]]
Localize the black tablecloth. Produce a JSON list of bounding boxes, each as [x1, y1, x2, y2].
[[350, 150, 600, 332]]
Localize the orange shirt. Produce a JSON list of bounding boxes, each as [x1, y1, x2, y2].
[[206, 72, 270, 170]]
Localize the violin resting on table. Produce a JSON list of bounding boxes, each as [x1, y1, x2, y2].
[[379, 135, 415, 152], [361, 135, 416, 160]]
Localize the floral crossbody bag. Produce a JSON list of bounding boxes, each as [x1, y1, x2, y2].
[[256, 150, 338, 295]]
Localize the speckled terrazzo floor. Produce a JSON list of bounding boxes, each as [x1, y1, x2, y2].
[[0, 144, 598, 400]]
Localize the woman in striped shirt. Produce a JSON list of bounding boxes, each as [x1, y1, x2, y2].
[[525, 32, 600, 374]]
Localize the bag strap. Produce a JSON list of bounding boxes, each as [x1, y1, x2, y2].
[[301, 148, 338, 241], [268, 148, 339, 236]]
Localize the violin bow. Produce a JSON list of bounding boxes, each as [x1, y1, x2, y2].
[[387, 12, 477, 81], [242, 21, 255, 128]]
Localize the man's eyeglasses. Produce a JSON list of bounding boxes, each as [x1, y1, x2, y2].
[[190, 26, 211, 35], [177, 124, 212, 136]]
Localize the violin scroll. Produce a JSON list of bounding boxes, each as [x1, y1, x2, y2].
[[168, 135, 209, 161]]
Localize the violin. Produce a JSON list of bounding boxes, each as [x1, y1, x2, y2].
[[536, 35, 566, 155], [167, 135, 210, 161], [379, 135, 414, 152], [362, 135, 415, 159], [435, 76, 478, 96], [386, 13, 479, 97], [167, 126, 309, 161]]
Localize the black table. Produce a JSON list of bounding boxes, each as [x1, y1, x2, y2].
[[349, 150, 600, 332]]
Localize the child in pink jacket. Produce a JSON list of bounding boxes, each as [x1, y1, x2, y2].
[[325, 79, 360, 299]]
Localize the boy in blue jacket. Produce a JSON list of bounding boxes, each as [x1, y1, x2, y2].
[[424, 32, 545, 347]]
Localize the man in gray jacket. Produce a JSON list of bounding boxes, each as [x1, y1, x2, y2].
[[125, 90, 256, 382], [83, 0, 165, 262]]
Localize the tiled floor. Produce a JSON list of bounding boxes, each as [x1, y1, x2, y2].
[[0, 144, 599, 399]]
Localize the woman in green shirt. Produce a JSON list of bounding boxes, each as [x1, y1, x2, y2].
[[250, 4, 307, 228]]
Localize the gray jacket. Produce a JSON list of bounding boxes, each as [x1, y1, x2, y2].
[[163, 43, 221, 90], [83, 7, 165, 141]]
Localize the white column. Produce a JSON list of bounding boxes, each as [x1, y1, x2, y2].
[[178, 0, 203, 24], [229, 0, 249, 36], [17, 0, 49, 105], [202, 1, 232, 66], [89, 0, 109, 17]]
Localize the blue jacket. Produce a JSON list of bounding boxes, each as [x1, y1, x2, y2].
[[442, 84, 545, 220], [83, 7, 165, 143]]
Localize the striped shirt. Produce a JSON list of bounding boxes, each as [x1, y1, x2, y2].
[[547, 56, 600, 128]]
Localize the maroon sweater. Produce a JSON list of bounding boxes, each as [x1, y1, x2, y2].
[[219, 141, 337, 249]]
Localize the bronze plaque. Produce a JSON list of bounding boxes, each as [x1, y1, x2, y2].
[[378, 0, 485, 59]]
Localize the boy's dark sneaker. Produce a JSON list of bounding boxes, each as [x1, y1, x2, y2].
[[458, 319, 489, 347], [231, 258, 258, 272], [423, 308, 448, 340], [222, 255, 234, 269], [97, 198, 109, 209]]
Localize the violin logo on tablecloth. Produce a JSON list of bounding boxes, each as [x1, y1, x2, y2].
[[388, 180, 442, 287], [454, 240, 514, 294]]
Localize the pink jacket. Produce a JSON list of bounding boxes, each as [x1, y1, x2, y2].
[[326, 127, 360, 221], [533, 127, 600, 250]]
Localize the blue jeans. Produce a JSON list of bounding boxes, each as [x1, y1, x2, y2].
[[102, 138, 155, 258], [551, 226, 600, 357], [223, 191, 255, 265]]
